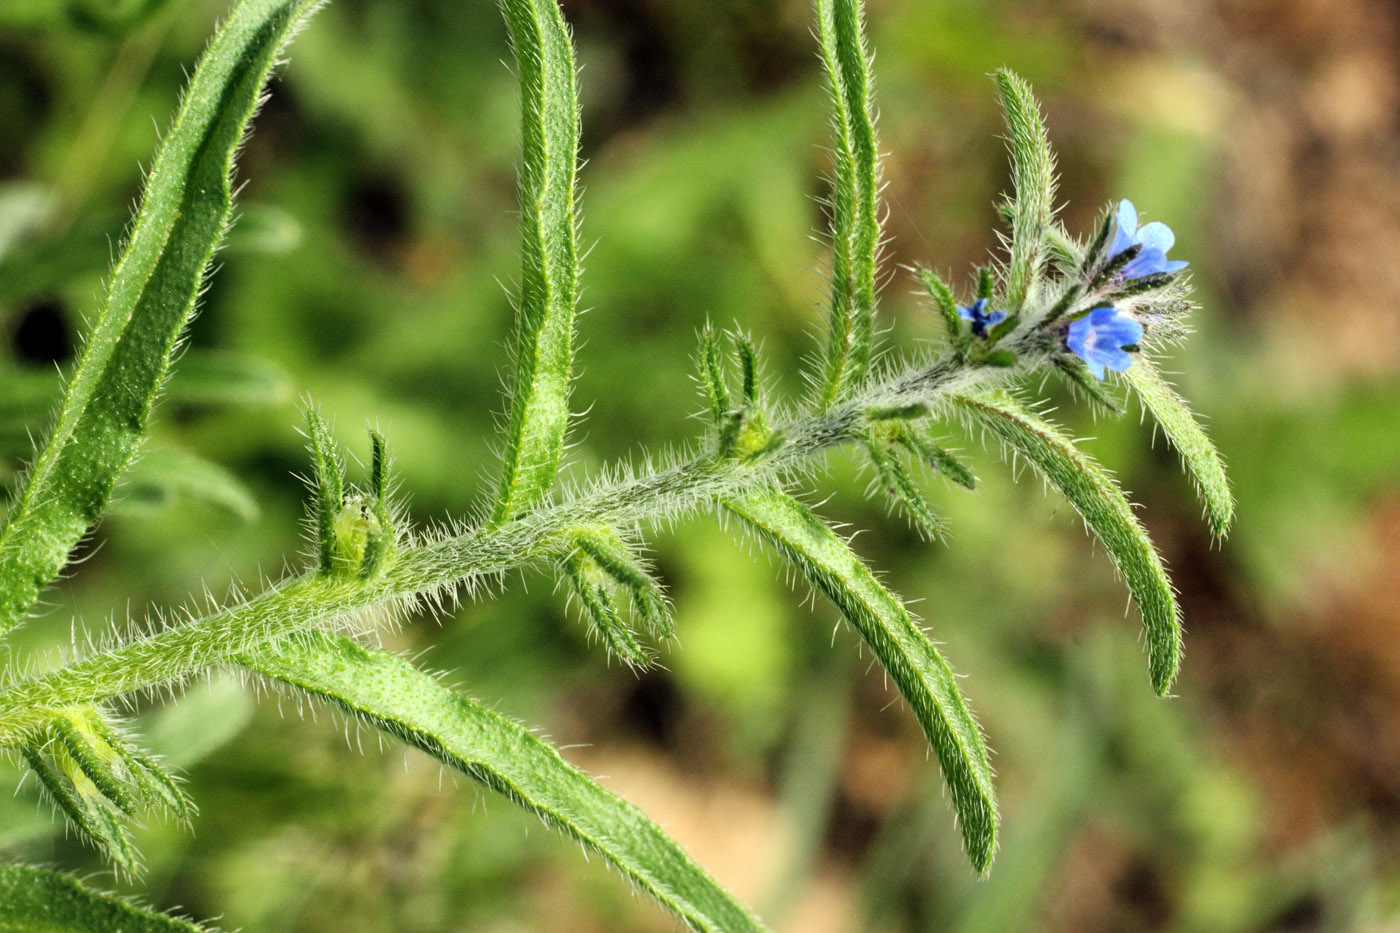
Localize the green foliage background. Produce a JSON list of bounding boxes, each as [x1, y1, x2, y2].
[[2, 0, 1399, 928]]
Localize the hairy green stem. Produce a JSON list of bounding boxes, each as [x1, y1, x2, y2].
[[0, 342, 1046, 747]]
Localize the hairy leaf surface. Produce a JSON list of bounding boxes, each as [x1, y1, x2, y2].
[[994, 69, 1056, 309], [1122, 360, 1234, 537], [0, 0, 325, 632], [955, 391, 1182, 693], [241, 632, 769, 933], [817, 0, 881, 405], [490, 0, 582, 525], [725, 488, 998, 872], [0, 863, 205, 931]]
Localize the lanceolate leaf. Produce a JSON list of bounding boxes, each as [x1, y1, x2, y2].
[[1121, 360, 1234, 538], [954, 392, 1182, 694], [817, 0, 882, 406], [0, 864, 206, 932], [0, 0, 326, 633], [241, 633, 768, 933], [112, 446, 261, 522], [724, 488, 998, 873], [1053, 354, 1126, 415], [993, 69, 1056, 309], [305, 408, 344, 575], [490, 0, 582, 526], [865, 434, 944, 540], [164, 349, 292, 407], [21, 745, 140, 874], [561, 549, 652, 669]]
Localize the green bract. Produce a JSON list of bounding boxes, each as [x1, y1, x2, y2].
[[0, 0, 1230, 926]]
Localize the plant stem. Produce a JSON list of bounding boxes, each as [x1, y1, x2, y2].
[[0, 341, 1041, 747]]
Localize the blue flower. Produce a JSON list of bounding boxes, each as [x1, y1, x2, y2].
[[1066, 306, 1143, 380], [1108, 200, 1188, 279], [957, 298, 1007, 337]]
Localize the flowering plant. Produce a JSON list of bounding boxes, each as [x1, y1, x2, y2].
[[958, 297, 1009, 337], [1109, 198, 1190, 279], [1067, 306, 1145, 379], [0, 0, 1231, 927]]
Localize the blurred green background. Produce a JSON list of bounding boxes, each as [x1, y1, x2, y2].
[[3, 0, 1400, 929]]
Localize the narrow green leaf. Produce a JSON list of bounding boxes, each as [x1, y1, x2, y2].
[[1041, 281, 1083, 327], [724, 488, 998, 872], [490, 0, 582, 526], [982, 312, 1021, 348], [111, 446, 260, 522], [817, 0, 881, 406], [697, 326, 731, 427], [954, 392, 1182, 694], [359, 430, 395, 579], [993, 69, 1056, 308], [735, 333, 760, 406], [121, 744, 194, 823], [0, 0, 325, 633], [1078, 207, 1114, 278], [716, 407, 744, 461], [368, 430, 389, 505], [976, 265, 995, 301], [1121, 361, 1234, 537], [241, 633, 769, 933], [896, 429, 977, 489], [305, 408, 343, 575], [1045, 221, 1079, 271], [865, 435, 944, 540], [562, 550, 652, 669], [978, 349, 1017, 368], [164, 349, 293, 407], [21, 745, 140, 874], [574, 529, 672, 637], [917, 266, 969, 352], [1052, 355, 1126, 415], [0, 863, 206, 931]]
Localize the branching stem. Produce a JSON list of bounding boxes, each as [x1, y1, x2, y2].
[[0, 338, 1045, 747]]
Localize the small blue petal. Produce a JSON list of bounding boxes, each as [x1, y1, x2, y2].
[[956, 298, 1007, 337], [1108, 222, 1135, 257], [1105, 200, 1187, 279], [1121, 247, 1168, 279], [1107, 200, 1139, 258], [1087, 307, 1122, 329], [1103, 321, 1143, 344], [1081, 352, 1107, 380], [1066, 307, 1141, 381], [1066, 326, 1088, 358], [1163, 259, 1189, 273], [1135, 221, 1175, 253], [1107, 311, 1144, 341], [1102, 347, 1135, 373], [1116, 199, 1138, 233]]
